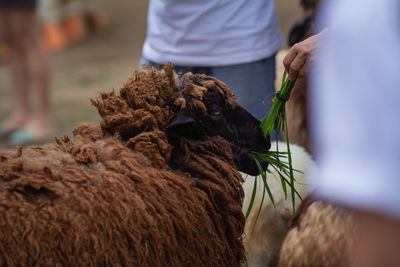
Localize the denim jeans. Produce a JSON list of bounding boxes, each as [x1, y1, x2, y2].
[[140, 55, 280, 139]]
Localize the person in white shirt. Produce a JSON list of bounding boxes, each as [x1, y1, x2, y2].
[[285, 0, 400, 265], [140, 0, 282, 122]]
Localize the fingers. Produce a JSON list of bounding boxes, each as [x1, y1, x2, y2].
[[283, 46, 298, 75], [283, 31, 327, 81], [298, 60, 308, 79], [288, 53, 307, 81], [283, 43, 309, 81]]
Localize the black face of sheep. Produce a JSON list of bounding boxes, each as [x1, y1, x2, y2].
[[168, 90, 270, 176]]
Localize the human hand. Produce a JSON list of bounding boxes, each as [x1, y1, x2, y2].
[[283, 30, 326, 81]]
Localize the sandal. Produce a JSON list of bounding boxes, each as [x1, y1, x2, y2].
[[10, 127, 56, 145]]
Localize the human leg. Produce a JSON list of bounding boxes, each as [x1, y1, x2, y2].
[[0, 9, 31, 133], [2, 8, 55, 143], [23, 8, 54, 136]]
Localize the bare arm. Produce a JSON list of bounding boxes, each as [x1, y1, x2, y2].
[[348, 210, 400, 267]]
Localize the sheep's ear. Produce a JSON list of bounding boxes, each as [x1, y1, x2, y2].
[[167, 109, 195, 129], [167, 109, 201, 138]]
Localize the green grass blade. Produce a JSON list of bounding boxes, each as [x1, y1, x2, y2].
[[251, 155, 275, 206], [283, 110, 296, 213], [245, 175, 258, 220], [266, 162, 303, 201], [257, 162, 275, 207], [282, 70, 288, 84], [251, 182, 266, 234]]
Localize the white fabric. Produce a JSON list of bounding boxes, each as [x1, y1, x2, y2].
[[142, 0, 282, 66], [310, 0, 400, 218]]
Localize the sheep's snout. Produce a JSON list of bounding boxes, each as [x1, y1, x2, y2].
[[235, 148, 268, 176], [223, 104, 270, 175]]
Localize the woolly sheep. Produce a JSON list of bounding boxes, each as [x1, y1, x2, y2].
[[0, 64, 270, 266], [278, 197, 354, 267], [242, 141, 314, 267]]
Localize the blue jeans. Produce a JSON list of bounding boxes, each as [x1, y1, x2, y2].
[[140, 55, 280, 139]]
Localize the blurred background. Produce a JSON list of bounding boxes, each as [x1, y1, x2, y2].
[[0, 0, 302, 148]]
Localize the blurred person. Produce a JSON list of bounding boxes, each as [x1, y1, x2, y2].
[[39, 0, 108, 52], [0, 0, 55, 144], [82, 0, 108, 33], [295, 0, 400, 266], [61, 0, 88, 44], [140, 0, 282, 124], [39, 0, 69, 52]]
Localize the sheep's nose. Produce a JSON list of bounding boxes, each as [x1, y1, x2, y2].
[[245, 134, 271, 153], [235, 149, 268, 175]]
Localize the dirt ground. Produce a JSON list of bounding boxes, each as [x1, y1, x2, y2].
[[0, 0, 302, 148]]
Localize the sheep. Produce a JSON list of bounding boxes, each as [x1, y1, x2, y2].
[[278, 197, 354, 267], [242, 141, 314, 267], [242, 141, 353, 267], [0, 63, 271, 266]]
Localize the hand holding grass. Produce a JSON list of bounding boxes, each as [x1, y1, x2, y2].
[[283, 30, 325, 81]]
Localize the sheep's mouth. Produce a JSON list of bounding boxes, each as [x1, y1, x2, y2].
[[233, 146, 269, 176]]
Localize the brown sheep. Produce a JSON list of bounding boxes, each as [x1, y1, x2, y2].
[[279, 196, 354, 267], [0, 64, 270, 266]]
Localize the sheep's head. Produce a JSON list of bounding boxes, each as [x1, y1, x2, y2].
[[92, 64, 270, 175], [168, 72, 271, 176]]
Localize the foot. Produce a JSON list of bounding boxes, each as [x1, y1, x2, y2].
[[1, 113, 29, 135], [25, 118, 56, 138], [10, 119, 56, 145]]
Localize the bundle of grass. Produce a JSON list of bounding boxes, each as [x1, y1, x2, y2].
[[250, 72, 298, 213], [0, 64, 271, 266]]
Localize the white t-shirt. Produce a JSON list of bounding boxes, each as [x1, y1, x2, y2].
[[311, 0, 400, 218], [142, 0, 282, 66]]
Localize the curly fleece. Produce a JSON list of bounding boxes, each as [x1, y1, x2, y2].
[[0, 64, 245, 266]]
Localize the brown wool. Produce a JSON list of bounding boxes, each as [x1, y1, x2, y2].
[[279, 199, 354, 267], [0, 64, 246, 266]]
